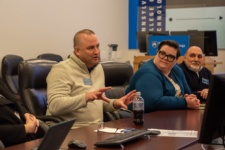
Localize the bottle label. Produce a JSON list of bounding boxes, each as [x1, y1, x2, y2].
[[133, 102, 144, 110]]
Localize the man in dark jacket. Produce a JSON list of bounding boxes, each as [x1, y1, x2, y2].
[[0, 78, 39, 147], [179, 46, 211, 101]]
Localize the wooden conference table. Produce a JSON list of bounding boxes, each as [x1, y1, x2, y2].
[[3, 109, 224, 150]]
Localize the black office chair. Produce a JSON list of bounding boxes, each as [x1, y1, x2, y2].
[[0, 77, 19, 102], [18, 59, 63, 123], [37, 53, 63, 62], [138, 59, 150, 68], [101, 61, 133, 98], [36, 119, 49, 139], [1, 54, 24, 95], [101, 61, 134, 122]]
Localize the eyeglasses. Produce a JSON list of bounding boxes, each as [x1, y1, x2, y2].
[[158, 51, 176, 62]]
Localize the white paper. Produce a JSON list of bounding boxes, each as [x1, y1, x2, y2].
[[94, 127, 125, 133], [148, 128, 198, 138]]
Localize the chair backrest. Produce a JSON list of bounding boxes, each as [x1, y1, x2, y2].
[[101, 61, 134, 122], [18, 59, 57, 116], [101, 61, 133, 99], [1, 55, 24, 94], [0, 78, 18, 102], [138, 59, 150, 68], [37, 53, 63, 62]]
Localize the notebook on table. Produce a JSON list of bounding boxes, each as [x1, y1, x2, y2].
[[32, 119, 76, 150]]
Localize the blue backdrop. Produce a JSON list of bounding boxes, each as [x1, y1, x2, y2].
[[148, 35, 189, 56], [129, 0, 166, 49]]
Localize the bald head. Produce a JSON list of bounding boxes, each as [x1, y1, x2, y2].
[[73, 29, 95, 47], [185, 46, 203, 55]]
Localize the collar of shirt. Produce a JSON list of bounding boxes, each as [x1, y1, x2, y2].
[[88, 64, 98, 73]]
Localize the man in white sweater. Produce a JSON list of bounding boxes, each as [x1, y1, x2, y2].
[[46, 29, 135, 128]]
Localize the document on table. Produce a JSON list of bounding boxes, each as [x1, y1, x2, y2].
[[148, 128, 198, 138], [94, 127, 125, 133]]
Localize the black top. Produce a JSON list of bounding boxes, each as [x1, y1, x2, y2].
[[179, 61, 211, 101], [0, 78, 36, 147]]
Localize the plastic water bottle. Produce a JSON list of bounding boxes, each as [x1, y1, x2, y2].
[[133, 92, 144, 126]]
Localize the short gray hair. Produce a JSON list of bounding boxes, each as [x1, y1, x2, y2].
[[73, 29, 95, 47]]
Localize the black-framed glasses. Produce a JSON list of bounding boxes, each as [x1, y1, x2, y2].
[[158, 51, 176, 62]]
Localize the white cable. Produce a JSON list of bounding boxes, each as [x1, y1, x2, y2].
[[201, 144, 206, 150], [201, 143, 225, 150]]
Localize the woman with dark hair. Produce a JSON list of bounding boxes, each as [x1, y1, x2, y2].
[[0, 78, 39, 147], [126, 40, 200, 113]]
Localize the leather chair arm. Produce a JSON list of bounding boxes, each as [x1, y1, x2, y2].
[[36, 115, 64, 123]]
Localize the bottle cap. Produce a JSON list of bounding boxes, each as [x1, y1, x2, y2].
[[136, 92, 141, 96]]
